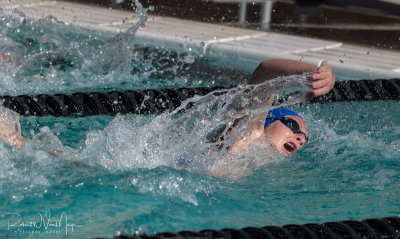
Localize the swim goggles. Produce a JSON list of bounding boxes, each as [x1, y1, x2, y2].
[[266, 117, 308, 142]]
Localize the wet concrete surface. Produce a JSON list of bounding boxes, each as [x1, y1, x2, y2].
[[65, 0, 400, 51]]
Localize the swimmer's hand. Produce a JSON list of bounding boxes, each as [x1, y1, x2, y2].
[[0, 53, 4, 61], [311, 65, 335, 97], [0, 110, 27, 149]]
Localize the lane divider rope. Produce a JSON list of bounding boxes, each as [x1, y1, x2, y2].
[[1, 79, 398, 117], [96, 216, 400, 239]]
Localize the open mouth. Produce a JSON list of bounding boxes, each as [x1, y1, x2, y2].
[[284, 142, 297, 154]]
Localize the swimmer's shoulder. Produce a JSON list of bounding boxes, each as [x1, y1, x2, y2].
[[206, 115, 249, 144]]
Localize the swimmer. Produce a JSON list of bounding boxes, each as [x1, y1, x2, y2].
[[231, 59, 335, 155], [209, 59, 334, 157], [207, 59, 334, 178], [0, 58, 335, 157]]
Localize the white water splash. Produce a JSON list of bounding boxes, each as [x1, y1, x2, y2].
[[0, 1, 184, 96], [81, 74, 312, 178]]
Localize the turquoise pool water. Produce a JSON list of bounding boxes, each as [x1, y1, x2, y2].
[[0, 5, 399, 239]]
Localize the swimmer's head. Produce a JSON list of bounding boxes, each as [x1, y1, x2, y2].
[[264, 107, 308, 155]]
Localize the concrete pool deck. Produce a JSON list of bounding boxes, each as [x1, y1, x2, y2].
[[1, 0, 399, 79]]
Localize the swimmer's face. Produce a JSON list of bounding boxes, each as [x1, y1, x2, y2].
[[264, 116, 308, 155]]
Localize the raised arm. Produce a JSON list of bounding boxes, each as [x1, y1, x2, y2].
[[248, 59, 335, 97], [0, 53, 4, 61]]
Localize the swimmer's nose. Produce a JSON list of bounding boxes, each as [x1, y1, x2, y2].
[[296, 136, 305, 146]]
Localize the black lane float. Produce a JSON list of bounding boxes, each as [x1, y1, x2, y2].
[[96, 216, 400, 239], [1, 79, 399, 117]]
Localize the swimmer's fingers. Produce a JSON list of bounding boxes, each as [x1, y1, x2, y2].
[[311, 77, 331, 89], [312, 65, 334, 80], [311, 66, 335, 96], [312, 85, 332, 96], [311, 78, 334, 96], [317, 65, 333, 74], [311, 68, 332, 82]]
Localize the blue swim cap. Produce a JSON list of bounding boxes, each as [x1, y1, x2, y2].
[[264, 107, 302, 129]]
